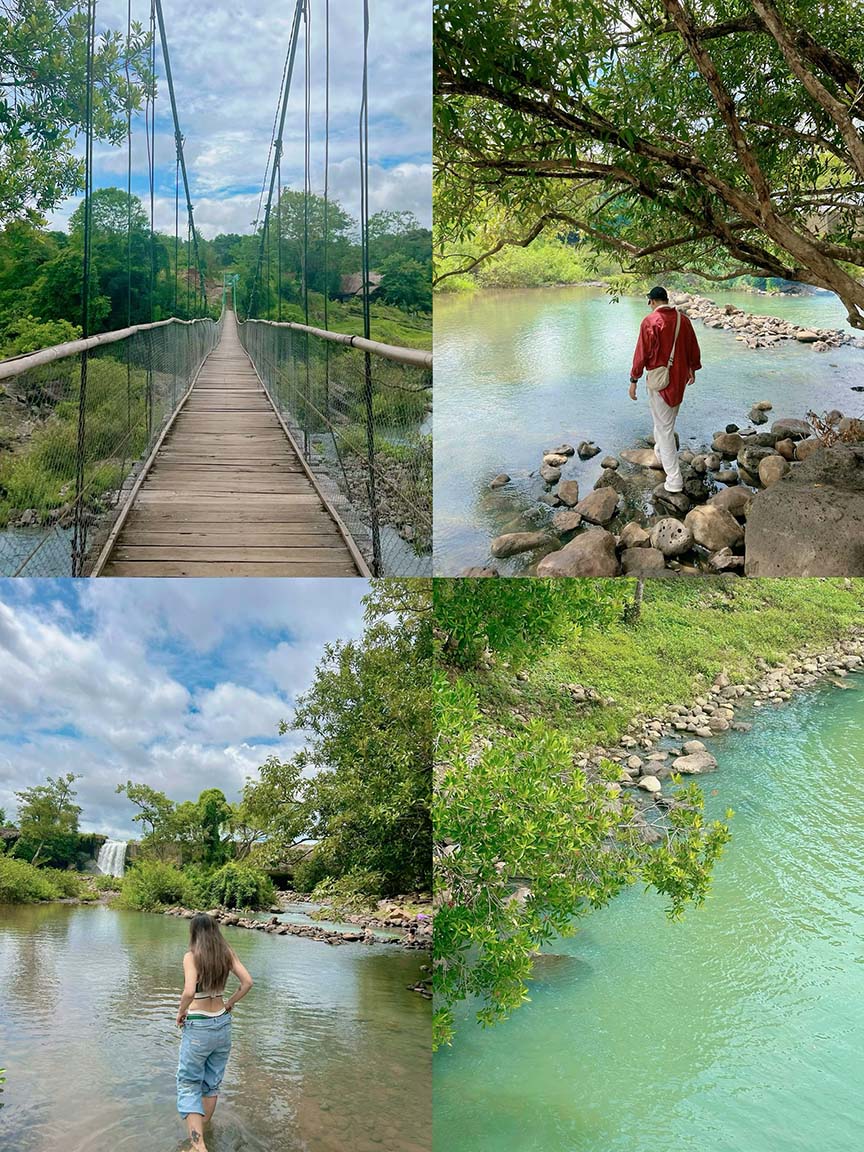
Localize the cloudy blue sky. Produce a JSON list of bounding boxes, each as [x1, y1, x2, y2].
[[0, 579, 368, 839], [48, 0, 431, 237]]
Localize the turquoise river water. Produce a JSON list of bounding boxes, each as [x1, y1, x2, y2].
[[433, 675, 864, 1151], [0, 906, 430, 1152], [434, 286, 864, 573]]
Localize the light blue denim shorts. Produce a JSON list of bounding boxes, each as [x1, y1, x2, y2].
[[176, 1013, 232, 1116]]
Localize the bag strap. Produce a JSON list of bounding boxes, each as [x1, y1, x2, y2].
[[667, 308, 682, 367]]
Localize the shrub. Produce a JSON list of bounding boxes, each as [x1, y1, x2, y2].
[[39, 868, 83, 898], [116, 860, 192, 912], [90, 873, 123, 892], [207, 863, 275, 911], [0, 857, 62, 903]]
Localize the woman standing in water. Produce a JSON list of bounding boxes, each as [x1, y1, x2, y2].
[[176, 914, 254, 1150]]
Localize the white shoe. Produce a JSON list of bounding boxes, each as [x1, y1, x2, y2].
[[663, 483, 684, 494]]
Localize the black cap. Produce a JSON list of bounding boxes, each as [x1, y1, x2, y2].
[[647, 285, 669, 301]]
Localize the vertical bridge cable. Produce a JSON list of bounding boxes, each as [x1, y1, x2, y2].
[[359, 0, 381, 574], [73, 0, 97, 576], [276, 155, 282, 322], [145, 0, 156, 441], [303, 0, 311, 457], [154, 0, 207, 312], [248, 0, 305, 320], [123, 0, 133, 489]]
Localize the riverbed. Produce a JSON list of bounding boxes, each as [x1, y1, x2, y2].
[[434, 286, 864, 573], [0, 905, 431, 1152], [433, 675, 864, 1151]]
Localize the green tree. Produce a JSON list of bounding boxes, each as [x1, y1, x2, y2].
[[232, 754, 310, 864], [285, 580, 433, 895], [13, 772, 82, 867], [194, 788, 232, 868], [436, 0, 864, 327], [0, 1, 150, 223], [378, 254, 433, 312], [116, 780, 177, 860]]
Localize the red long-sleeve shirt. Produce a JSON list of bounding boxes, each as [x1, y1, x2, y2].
[[631, 305, 702, 408]]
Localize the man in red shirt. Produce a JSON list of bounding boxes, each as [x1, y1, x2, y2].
[[628, 286, 702, 494]]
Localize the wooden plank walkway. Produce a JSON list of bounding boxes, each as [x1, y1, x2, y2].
[[97, 310, 364, 577]]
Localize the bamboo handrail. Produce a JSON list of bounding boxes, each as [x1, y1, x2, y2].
[[238, 318, 433, 370]]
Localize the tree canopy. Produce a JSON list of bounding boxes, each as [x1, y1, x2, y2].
[[435, 0, 864, 326], [13, 772, 82, 867], [0, 0, 150, 223]]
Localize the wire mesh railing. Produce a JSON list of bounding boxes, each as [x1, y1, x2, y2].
[[0, 314, 222, 576], [238, 319, 432, 576]]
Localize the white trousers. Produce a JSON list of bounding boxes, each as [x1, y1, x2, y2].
[[648, 389, 683, 492]]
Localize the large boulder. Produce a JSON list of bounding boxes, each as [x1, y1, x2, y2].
[[491, 531, 555, 558], [536, 528, 621, 576], [685, 505, 744, 552], [621, 547, 667, 575], [552, 509, 583, 534], [745, 445, 864, 575], [708, 486, 752, 519], [575, 487, 619, 525], [650, 517, 694, 557]]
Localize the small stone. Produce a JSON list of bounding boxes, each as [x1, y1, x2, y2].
[[489, 473, 510, 489], [557, 479, 580, 507], [672, 751, 718, 774], [549, 444, 575, 457], [540, 463, 561, 484], [543, 453, 569, 468], [638, 775, 662, 794], [758, 455, 789, 487], [619, 521, 650, 549], [601, 456, 619, 469]]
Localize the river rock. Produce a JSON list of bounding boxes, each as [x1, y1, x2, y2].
[[575, 487, 619, 525], [704, 453, 721, 472], [672, 751, 718, 773], [557, 479, 580, 506], [738, 445, 777, 474], [489, 473, 510, 489], [753, 401, 773, 411], [795, 438, 821, 462], [549, 443, 576, 457], [652, 486, 693, 516], [758, 455, 790, 487], [552, 509, 583, 534], [708, 547, 745, 571], [621, 547, 667, 575], [619, 521, 650, 549], [540, 463, 562, 484], [462, 566, 498, 577], [577, 440, 601, 459], [713, 469, 738, 485], [748, 407, 768, 425], [637, 775, 662, 793], [536, 528, 621, 577], [708, 487, 752, 518], [771, 418, 810, 440], [745, 445, 864, 575], [601, 456, 619, 469], [775, 438, 796, 461], [490, 531, 554, 558], [685, 505, 744, 551], [682, 739, 706, 754], [838, 418, 864, 442], [712, 431, 744, 457], [543, 453, 569, 468], [620, 448, 663, 469], [650, 517, 694, 557], [795, 329, 819, 342]]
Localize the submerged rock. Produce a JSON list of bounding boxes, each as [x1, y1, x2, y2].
[[490, 530, 554, 558]]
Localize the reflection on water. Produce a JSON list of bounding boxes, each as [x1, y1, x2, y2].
[[434, 677, 864, 1152], [0, 906, 430, 1152], [434, 285, 864, 572]]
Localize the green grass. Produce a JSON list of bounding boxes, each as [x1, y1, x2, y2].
[[461, 581, 864, 749]]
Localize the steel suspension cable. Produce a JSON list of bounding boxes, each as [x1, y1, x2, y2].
[[302, 0, 311, 457], [323, 0, 330, 337], [72, 0, 96, 576], [154, 0, 207, 312], [359, 0, 380, 572], [248, 0, 305, 318], [174, 151, 180, 314], [276, 155, 282, 322]]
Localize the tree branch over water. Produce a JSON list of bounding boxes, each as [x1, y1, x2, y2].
[[435, 0, 864, 326]]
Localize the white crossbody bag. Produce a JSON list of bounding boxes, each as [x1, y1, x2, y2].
[[646, 308, 682, 392]]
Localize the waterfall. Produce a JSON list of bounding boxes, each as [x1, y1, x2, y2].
[[96, 840, 128, 878]]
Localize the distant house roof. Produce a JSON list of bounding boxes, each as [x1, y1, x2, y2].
[[339, 272, 383, 297], [1, 827, 19, 840]]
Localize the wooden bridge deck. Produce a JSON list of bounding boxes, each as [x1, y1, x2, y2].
[[96, 310, 363, 577]]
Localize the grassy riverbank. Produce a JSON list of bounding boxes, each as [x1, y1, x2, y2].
[[449, 580, 864, 747]]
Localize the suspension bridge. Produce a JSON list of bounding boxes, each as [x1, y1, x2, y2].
[[0, 0, 432, 578]]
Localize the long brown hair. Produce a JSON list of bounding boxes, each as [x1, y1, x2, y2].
[[189, 914, 232, 994]]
